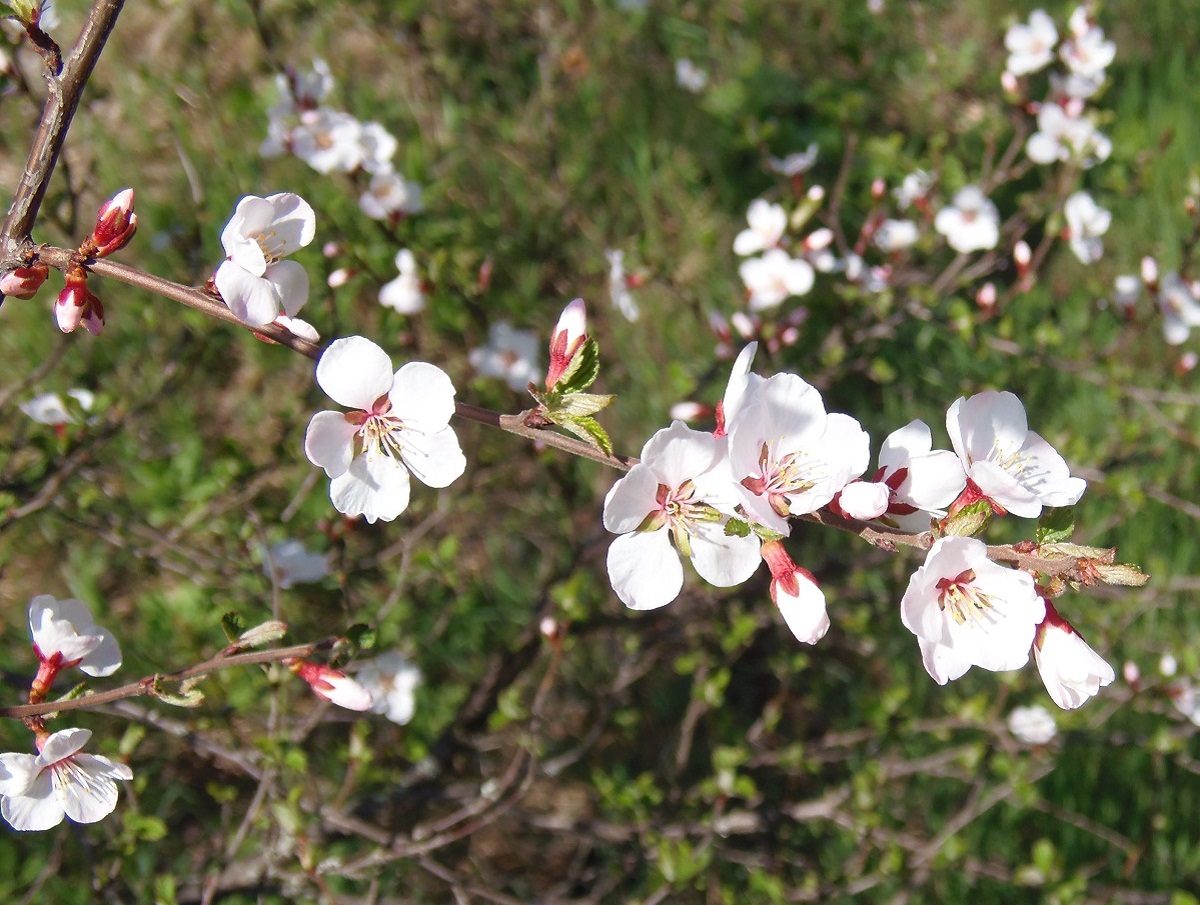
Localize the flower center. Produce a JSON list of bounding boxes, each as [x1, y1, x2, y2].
[[741, 441, 821, 518], [348, 394, 405, 461], [936, 569, 997, 627], [252, 228, 289, 265]]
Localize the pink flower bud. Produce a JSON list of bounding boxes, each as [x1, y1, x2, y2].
[[287, 658, 374, 711], [976, 282, 997, 310], [803, 228, 834, 252], [1141, 256, 1159, 291], [0, 262, 49, 299], [322, 241, 342, 258], [870, 178, 886, 201], [327, 267, 353, 288], [1033, 600, 1115, 710], [1000, 70, 1019, 96], [1014, 240, 1031, 272], [669, 401, 711, 422], [87, 188, 137, 258], [54, 268, 105, 335], [806, 185, 825, 203], [545, 297, 588, 389], [761, 540, 829, 644]]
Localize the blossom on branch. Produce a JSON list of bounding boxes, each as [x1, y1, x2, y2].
[[28, 594, 121, 699], [1033, 599, 1115, 709], [901, 536, 1045, 684], [761, 540, 829, 644], [738, 249, 815, 311], [733, 199, 787, 256], [214, 193, 315, 326], [945, 390, 1086, 518], [379, 249, 425, 314], [1004, 9, 1058, 76], [603, 421, 761, 610], [304, 336, 465, 523], [287, 659, 374, 711], [356, 652, 422, 724], [0, 728, 132, 831], [1063, 190, 1111, 264], [468, 322, 541, 391], [19, 389, 93, 426]]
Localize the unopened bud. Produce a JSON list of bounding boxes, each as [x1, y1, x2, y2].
[[1186, 197, 1198, 217], [322, 241, 341, 258], [0, 262, 49, 299], [1177, 351, 1199, 375], [669, 401, 710, 422], [1141, 256, 1159, 290], [870, 177, 886, 201], [976, 282, 997, 310], [286, 658, 374, 711], [1000, 69, 1020, 97], [806, 185, 825, 203], [54, 267, 105, 335], [85, 188, 137, 258], [730, 310, 757, 339], [539, 616, 565, 643], [803, 227, 834, 252], [1122, 660, 1140, 685], [544, 297, 588, 389], [327, 267, 353, 288], [1014, 240, 1032, 274]]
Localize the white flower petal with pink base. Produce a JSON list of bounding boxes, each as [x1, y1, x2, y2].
[[215, 260, 281, 326], [775, 573, 830, 644], [603, 465, 661, 534], [689, 521, 761, 587], [315, 337, 396, 410], [329, 454, 412, 523], [1034, 614, 1115, 710], [304, 411, 359, 478], [607, 530, 684, 610]]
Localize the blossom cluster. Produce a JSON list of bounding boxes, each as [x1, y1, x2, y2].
[[604, 346, 1112, 709], [1005, 7, 1115, 264], [260, 60, 423, 223]]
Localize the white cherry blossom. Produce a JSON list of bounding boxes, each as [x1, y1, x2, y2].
[[19, 389, 93, 426], [379, 249, 425, 314], [214, 193, 315, 326], [893, 170, 932, 210], [901, 536, 1045, 684], [262, 539, 330, 589], [1025, 104, 1111, 168], [1007, 704, 1057, 744], [733, 199, 788, 256], [873, 219, 919, 252], [1034, 601, 1115, 709], [738, 249, 815, 311], [674, 59, 708, 93], [358, 121, 399, 173], [291, 109, 365, 174], [726, 372, 870, 535], [1063, 191, 1111, 264], [0, 728, 132, 831], [304, 336, 465, 523], [356, 652, 421, 724], [603, 422, 761, 611], [934, 186, 999, 254], [468, 322, 541, 391], [29, 594, 121, 678], [946, 390, 1086, 518], [1004, 10, 1058, 76], [1059, 9, 1115, 79], [837, 421, 966, 531], [1157, 273, 1200, 345], [359, 172, 424, 220]]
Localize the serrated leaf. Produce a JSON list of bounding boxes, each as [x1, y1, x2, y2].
[[1036, 507, 1075, 545], [558, 415, 614, 455], [940, 500, 992, 537], [555, 337, 601, 394], [549, 392, 615, 419]]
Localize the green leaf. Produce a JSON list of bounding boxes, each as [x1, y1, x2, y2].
[[724, 517, 751, 538], [221, 612, 245, 643], [558, 415, 614, 455], [555, 337, 601, 394], [1035, 507, 1075, 545], [552, 391, 615, 419]]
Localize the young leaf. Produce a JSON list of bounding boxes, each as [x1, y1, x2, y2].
[[1036, 507, 1075, 545]]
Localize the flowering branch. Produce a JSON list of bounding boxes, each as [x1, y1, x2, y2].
[[0, 639, 333, 721]]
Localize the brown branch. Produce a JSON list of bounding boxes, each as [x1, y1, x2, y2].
[[0, 640, 331, 720], [1, 0, 126, 271]]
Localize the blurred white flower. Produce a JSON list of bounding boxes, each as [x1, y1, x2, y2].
[[767, 143, 819, 177], [291, 109, 365, 174], [934, 186, 999, 254], [1063, 191, 1111, 264], [1004, 10, 1058, 76], [893, 171, 933, 210], [1060, 8, 1115, 79], [358, 121, 398, 174], [873, 218, 919, 252], [674, 58, 708, 92], [738, 249, 815, 311], [1157, 273, 1200, 345], [733, 199, 788, 256], [468, 322, 541, 391], [263, 539, 330, 589], [1159, 653, 1179, 678], [356, 652, 421, 724], [1007, 704, 1057, 745], [379, 249, 425, 314], [359, 172, 424, 220], [20, 389, 93, 426], [605, 249, 641, 322], [1025, 104, 1111, 169]]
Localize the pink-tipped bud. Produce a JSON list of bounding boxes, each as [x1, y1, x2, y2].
[[761, 540, 829, 645], [327, 267, 354, 288], [669, 401, 711, 422], [1141, 256, 1159, 291], [1176, 351, 1199, 376], [976, 282, 997, 310], [730, 310, 757, 339], [286, 658, 374, 711], [539, 617, 566, 643], [322, 241, 342, 258], [87, 188, 137, 258], [806, 185, 825, 203], [1122, 660, 1140, 686], [55, 268, 104, 335], [0, 262, 49, 299], [1000, 70, 1019, 95], [545, 297, 588, 389], [870, 178, 886, 201]]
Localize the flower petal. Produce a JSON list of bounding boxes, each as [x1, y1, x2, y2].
[[304, 411, 359, 477], [265, 260, 310, 317], [329, 454, 412, 523], [606, 530, 683, 610], [398, 424, 466, 488], [215, 261, 280, 326], [315, 336, 395, 409], [388, 361, 457, 429]]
